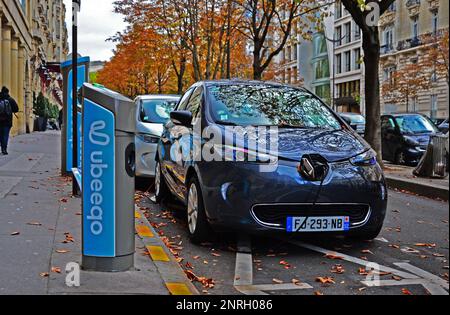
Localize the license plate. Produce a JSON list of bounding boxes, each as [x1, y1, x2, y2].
[[287, 216, 350, 233]]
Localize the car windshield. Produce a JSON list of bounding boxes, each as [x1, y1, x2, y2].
[[395, 115, 438, 134], [342, 114, 365, 124], [207, 84, 342, 130], [140, 99, 179, 124]]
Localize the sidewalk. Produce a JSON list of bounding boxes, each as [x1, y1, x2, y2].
[[384, 163, 449, 201], [0, 131, 194, 295]]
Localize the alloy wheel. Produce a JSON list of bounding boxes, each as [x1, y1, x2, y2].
[[187, 184, 199, 234]]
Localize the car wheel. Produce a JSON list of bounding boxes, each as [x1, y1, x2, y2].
[[154, 161, 168, 203], [186, 177, 211, 244], [395, 151, 406, 165], [348, 224, 383, 241]]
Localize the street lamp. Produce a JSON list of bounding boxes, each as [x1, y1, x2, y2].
[[72, 0, 81, 196]]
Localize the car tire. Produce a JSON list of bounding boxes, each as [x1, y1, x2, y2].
[[395, 150, 406, 165], [186, 177, 211, 244], [154, 161, 168, 203], [348, 224, 383, 241]]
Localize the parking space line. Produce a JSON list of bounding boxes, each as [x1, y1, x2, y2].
[[135, 207, 199, 295], [147, 245, 171, 262], [394, 262, 449, 289], [286, 239, 419, 279]]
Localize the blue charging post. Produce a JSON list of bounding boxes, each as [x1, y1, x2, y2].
[[61, 56, 90, 183], [80, 83, 136, 272]]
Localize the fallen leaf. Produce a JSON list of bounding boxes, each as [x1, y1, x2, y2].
[[193, 255, 201, 260], [27, 222, 42, 226], [39, 272, 49, 278], [392, 275, 402, 281], [415, 243, 436, 248], [331, 264, 345, 274], [55, 249, 70, 254], [292, 279, 301, 285], [51, 267, 61, 274], [401, 288, 413, 295], [272, 278, 284, 284], [324, 253, 344, 260], [211, 252, 221, 257], [10, 232, 20, 236], [316, 277, 335, 284], [361, 249, 374, 255], [314, 291, 324, 296], [433, 253, 445, 257]]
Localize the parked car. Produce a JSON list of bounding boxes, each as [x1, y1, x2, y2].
[[438, 118, 449, 134], [155, 81, 387, 243], [339, 113, 366, 135], [381, 113, 440, 165], [135, 95, 180, 178]]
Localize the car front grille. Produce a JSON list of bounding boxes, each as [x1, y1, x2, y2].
[[251, 204, 370, 229]]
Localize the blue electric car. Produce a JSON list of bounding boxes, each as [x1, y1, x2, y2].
[[155, 81, 387, 243]]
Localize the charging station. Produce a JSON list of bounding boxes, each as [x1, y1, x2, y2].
[[61, 56, 90, 176], [80, 83, 136, 272]]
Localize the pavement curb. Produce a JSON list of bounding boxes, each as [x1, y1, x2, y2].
[[386, 176, 449, 201], [134, 207, 199, 295]]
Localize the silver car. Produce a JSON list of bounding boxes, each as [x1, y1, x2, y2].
[[135, 95, 180, 177]]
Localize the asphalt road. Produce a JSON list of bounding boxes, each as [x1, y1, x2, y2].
[[136, 180, 449, 295]]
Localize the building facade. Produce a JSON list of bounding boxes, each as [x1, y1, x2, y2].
[[379, 0, 449, 119], [0, 0, 68, 136]]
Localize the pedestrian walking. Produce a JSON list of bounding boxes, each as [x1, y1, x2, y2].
[[0, 87, 19, 155]]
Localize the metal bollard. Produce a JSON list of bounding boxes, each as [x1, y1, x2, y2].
[[80, 83, 136, 272], [414, 135, 448, 179]]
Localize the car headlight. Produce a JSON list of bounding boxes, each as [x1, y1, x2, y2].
[[213, 144, 274, 164], [137, 134, 160, 144], [350, 149, 377, 166], [404, 136, 420, 147]]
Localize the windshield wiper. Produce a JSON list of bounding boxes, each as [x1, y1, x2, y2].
[[215, 120, 238, 126]]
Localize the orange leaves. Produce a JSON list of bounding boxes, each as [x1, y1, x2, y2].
[[315, 277, 335, 285], [184, 270, 215, 289]]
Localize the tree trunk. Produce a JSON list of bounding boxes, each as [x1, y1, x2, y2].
[[362, 30, 384, 167], [253, 41, 262, 80]]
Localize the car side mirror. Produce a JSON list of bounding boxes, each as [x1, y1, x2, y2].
[[170, 110, 193, 127]]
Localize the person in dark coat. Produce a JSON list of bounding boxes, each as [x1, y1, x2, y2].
[[0, 87, 19, 155]]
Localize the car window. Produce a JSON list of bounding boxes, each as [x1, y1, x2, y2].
[[186, 86, 203, 120], [207, 84, 341, 130], [395, 115, 438, 134], [139, 99, 179, 124], [381, 117, 395, 131], [177, 88, 194, 111]]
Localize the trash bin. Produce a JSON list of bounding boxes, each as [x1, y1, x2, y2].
[[414, 135, 448, 179], [81, 83, 136, 272]]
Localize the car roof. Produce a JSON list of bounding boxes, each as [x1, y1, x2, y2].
[[135, 94, 181, 101], [383, 113, 426, 118], [200, 79, 304, 89], [340, 112, 364, 117]]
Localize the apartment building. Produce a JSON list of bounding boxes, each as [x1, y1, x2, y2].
[[0, 0, 68, 135], [277, 1, 365, 114], [379, 0, 449, 119]]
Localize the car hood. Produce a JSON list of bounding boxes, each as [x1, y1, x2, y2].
[[275, 129, 368, 162], [218, 125, 369, 163], [136, 121, 164, 136]]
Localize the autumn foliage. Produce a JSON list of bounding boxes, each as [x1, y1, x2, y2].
[[97, 0, 322, 98]]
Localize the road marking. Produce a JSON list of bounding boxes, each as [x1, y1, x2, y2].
[[394, 262, 449, 289], [136, 225, 154, 238], [287, 239, 419, 279], [147, 245, 171, 262], [135, 207, 199, 295], [165, 283, 193, 295], [233, 238, 313, 295], [286, 239, 448, 295]]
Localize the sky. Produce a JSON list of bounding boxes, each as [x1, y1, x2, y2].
[[63, 0, 127, 61]]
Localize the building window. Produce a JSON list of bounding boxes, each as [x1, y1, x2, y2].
[[432, 10, 439, 35], [344, 22, 351, 44], [292, 45, 297, 61], [411, 97, 418, 112], [344, 51, 351, 72], [335, 1, 342, 19], [383, 26, 394, 52], [430, 94, 438, 119], [315, 59, 330, 80], [412, 15, 419, 39], [384, 66, 396, 85], [336, 54, 342, 74], [336, 26, 342, 46], [354, 23, 361, 40], [354, 49, 361, 70]]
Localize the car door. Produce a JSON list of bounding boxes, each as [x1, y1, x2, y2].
[[381, 116, 397, 161], [171, 85, 204, 198], [160, 87, 195, 199]]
